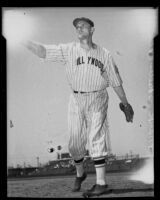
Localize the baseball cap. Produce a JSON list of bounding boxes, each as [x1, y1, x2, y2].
[[73, 17, 94, 27]]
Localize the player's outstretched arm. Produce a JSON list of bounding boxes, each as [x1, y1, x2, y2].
[[21, 40, 46, 58]]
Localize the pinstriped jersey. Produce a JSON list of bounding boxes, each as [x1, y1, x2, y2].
[[43, 42, 122, 91]]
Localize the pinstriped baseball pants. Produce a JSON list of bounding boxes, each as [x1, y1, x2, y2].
[[68, 89, 111, 161]]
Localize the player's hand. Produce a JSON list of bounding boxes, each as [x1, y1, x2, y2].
[[119, 102, 134, 122], [20, 39, 31, 48]]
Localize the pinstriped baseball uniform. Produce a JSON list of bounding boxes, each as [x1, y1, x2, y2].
[[42, 41, 122, 160]]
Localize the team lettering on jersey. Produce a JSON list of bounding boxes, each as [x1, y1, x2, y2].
[[76, 56, 104, 73]]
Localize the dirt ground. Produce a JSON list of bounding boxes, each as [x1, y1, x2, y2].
[[7, 172, 154, 198]]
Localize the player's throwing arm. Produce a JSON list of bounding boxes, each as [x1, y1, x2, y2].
[[22, 40, 46, 58]]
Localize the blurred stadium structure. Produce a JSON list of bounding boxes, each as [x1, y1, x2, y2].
[[8, 153, 151, 178], [147, 44, 154, 156]]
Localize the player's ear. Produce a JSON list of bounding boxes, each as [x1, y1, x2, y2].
[[91, 27, 95, 34]]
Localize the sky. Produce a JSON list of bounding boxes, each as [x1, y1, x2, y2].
[[2, 7, 157, 167]]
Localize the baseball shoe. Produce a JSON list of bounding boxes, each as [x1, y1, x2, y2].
[[82, 184, 112, 198], [72, 172, 87, 192]]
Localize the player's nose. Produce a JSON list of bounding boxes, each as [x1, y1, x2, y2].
[[76, 26, 82, 31]]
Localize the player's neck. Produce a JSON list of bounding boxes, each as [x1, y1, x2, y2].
[[79, 38, 95, 50]]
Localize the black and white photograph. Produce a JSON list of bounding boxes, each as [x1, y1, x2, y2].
[[2, 7, 157, 198]]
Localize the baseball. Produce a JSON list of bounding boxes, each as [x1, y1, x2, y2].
[[48, 148, 55, 153]]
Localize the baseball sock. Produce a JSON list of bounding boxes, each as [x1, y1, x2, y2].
[[94, 158, 106, 185], [74, 158, 84, 177]]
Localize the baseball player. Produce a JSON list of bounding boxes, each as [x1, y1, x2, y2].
[[23, 17, 134, 197]]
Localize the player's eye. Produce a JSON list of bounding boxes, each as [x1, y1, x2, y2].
[[76, 25, 83, 30]]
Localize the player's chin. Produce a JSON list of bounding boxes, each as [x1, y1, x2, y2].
[[77, 34, 84, 39], [78, 34, 88, 40]]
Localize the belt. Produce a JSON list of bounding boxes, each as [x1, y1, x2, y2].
[[73, 90, 98, 94]]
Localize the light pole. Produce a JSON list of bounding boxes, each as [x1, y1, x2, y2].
[[57, 145, 62, 160], [36, 157, 39, 168]]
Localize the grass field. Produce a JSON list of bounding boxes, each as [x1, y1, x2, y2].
[[7, 172, 154, 198]]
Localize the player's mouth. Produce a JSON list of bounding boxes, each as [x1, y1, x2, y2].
[[77, 30, 83, 34]]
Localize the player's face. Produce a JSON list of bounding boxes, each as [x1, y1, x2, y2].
[[75, 21, 94, 39]]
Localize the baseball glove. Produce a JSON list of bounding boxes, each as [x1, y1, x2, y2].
[[119, 102, 134, 122]]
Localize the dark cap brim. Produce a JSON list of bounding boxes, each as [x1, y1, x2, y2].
[[73, 17, 94, 27]]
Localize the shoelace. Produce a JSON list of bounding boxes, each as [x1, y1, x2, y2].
[[88, 184, 97, 191], [89, 184, 108, 191]]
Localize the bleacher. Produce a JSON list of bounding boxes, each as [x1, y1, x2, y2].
[[8, 154, 144, 178]]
